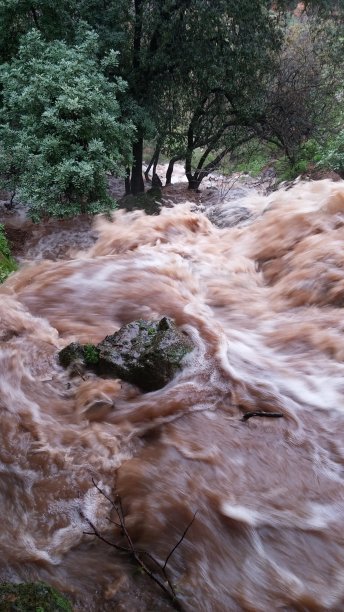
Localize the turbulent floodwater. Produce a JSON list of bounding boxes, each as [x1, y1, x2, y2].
[[1, 180, 344, 611]]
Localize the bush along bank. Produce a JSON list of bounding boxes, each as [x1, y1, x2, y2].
[[0, 224, 17, 282]]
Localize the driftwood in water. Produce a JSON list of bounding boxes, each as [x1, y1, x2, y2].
[[241, 411, 284, 422]]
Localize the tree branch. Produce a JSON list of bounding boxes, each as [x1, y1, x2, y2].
[[30, 5, 40, 30], [82, 478, 198, 609], [241, 411, 284, 422]]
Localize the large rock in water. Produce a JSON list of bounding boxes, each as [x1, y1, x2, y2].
[[97, 317, 193, 391], [0, 582, 72, 611]]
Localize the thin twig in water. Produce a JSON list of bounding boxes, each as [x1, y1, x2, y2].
[[241, 411, 284, 422], [82, 478, 197, 609], [163, 511, 198, 571]]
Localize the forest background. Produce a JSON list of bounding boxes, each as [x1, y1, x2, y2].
[[0, 0, 343, 229]]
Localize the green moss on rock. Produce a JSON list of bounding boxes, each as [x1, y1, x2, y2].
[[58, 317, 194, 392], [83, 343, 100, 365], [58, 342, 99, 370], [97, 317, 194, 391], [0, 582, 72, 611]]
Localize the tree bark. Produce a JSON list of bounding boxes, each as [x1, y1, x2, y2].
[[125, 167, 131, 195], [153, 149, 160, 175], [133, 0, 143, 71], [144, 154, 155, 181], [127, 1, 145, 195], [145, 141, 161, 181], [185, 150, 197, 189], [30, 6, 40, 29], [165, 155, 181, 185], [130, 137, 145, 195], [187, 176, 202, 190]]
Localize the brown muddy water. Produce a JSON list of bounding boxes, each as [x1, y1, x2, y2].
[[1, 180, 344, 611]]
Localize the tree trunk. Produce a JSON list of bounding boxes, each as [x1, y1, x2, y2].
[[129, 1, 145, 195], [165, 156, 181, 185], [153, 150, 160, 175], [144, 141, 161, 181], [187, 175, 202, 190], [144, 155, 155, 182], [130, 137, 145, 195], [125, 167, 131, 195]]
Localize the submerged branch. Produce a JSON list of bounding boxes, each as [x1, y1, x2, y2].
[[82, 478, 197, 609], [163, 511, 197, 571], [241, 411, 284, 422]]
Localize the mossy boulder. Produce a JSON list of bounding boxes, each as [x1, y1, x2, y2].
[[58, 317, 193, 391], [97, 317, 193, 391], [58, 342, 99, 369], [0, 582, 72, 611]]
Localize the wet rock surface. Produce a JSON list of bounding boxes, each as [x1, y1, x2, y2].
[[207, 204, 253, 229], [58, 342, 85, 369], [0, 582, 72, 611], [97, 317, 193, 391], [59, 317, 193, 391], [118, 192, 161, 215]]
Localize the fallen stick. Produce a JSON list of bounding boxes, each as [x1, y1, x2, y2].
[[241, 411, 284, 422]]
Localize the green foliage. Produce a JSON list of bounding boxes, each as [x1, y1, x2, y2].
[[226, 140, 276, 176], [0, 581, 72, 611], [158, 0, 284, 185], [60, 0, 289, 190], [0, 224, 17, 283], [0, 0, 76, 61], [274, 157, 305, 182], [0, 1, 343, 196], [274, 136, 339, 182], [274, 147, 312, 182], [0, 30, 134, 220], [317, 130, 344, 176], [233, 155, 269, 177], [258, 16, 344, 164], [84, 343, 99, 365]]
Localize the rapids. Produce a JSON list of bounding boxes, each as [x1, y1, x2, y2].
[[1, 179, 344, 611]]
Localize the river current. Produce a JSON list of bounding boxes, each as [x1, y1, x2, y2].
[[0, 179, 344, 611]]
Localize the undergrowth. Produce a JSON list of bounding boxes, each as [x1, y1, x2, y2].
[[0, 224, 17, 282]]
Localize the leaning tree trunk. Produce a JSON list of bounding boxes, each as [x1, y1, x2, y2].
[[165, 156, 181, 185], [144, 155, 155, 182], [144, 141, 161, 181], [186, 154, 202, 190], [153, 151, 160, 176], [185, 145, 202, 191], [130, 137, 145, 195]]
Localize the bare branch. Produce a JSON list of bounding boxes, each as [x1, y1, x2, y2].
[[83, 478, 198, 609], [163, 511, 198, 571], [241, 411, 284, 422]]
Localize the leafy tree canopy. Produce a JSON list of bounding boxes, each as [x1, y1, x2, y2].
[[0, 30, 134, 220], [0, 0, 342, 200]]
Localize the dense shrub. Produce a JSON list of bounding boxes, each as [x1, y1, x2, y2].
[[0, 224, 17, 282], [0, 30, 134, 221], [317, 130, 344, 177]]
